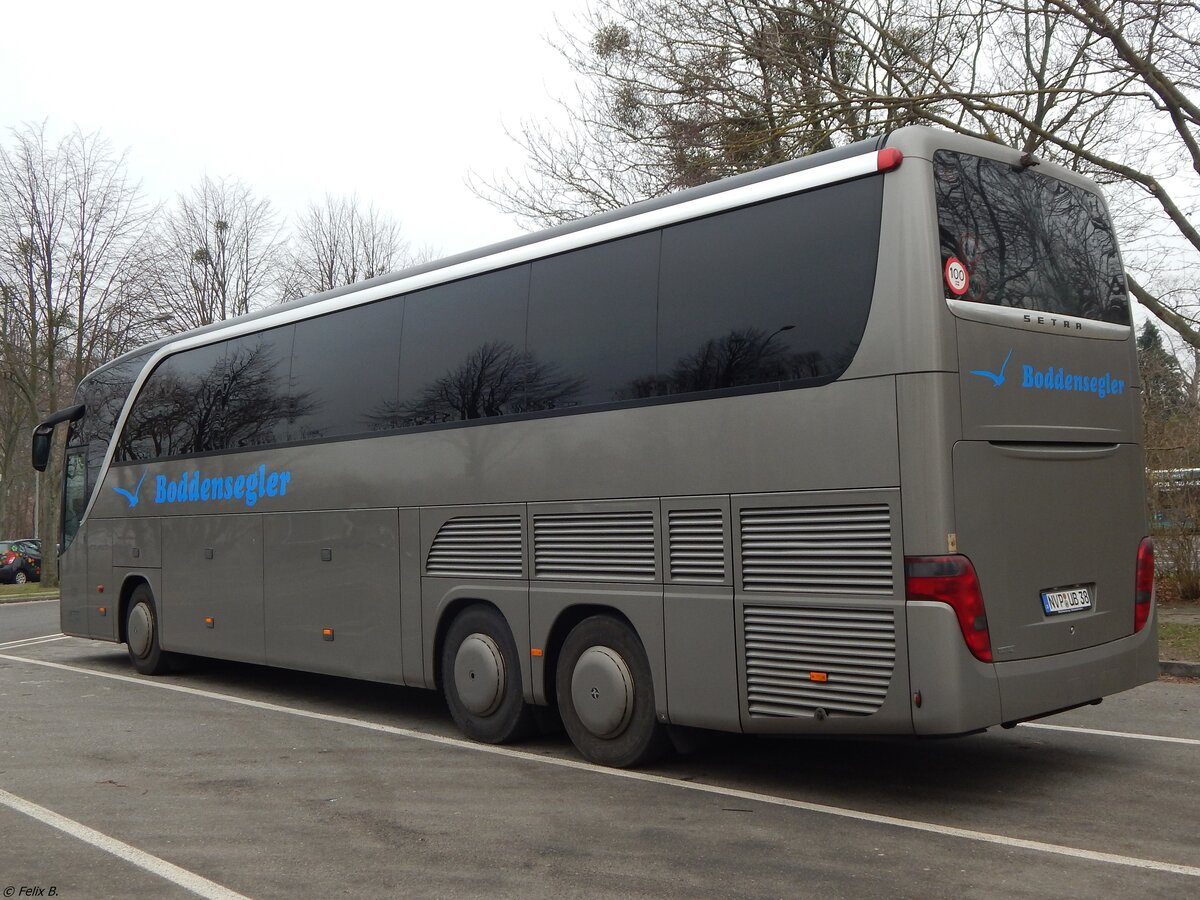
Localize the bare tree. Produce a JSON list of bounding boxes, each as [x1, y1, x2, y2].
[[281, 195, 431, 301], [0, 123, 155, 573], [479, 0, 1200, 347], [472, 0, 963, 228], [153, 175, 284, 331], [1139, 320, 1200, 598], [0, 282, 37, 537]]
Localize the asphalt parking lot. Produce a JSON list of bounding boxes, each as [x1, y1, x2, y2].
[[2, 600, 1198, 899]]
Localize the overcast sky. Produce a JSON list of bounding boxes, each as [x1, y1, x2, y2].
[[0, 0, 587, 257]]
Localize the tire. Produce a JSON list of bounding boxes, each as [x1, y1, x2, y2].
[[556, 615, 670, 768], [13, 570, 27, 585], [441, 605, 535, 744], [125, 585, 172, 675]]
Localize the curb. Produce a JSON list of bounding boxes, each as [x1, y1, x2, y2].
[[1159, 660, 1200, 678], [0, 593, 60, 605]]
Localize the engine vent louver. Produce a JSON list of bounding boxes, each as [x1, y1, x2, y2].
[[744, 605, 896, 717], [533, 510, 656, 581], [740, 504, 893, 595], [426, 515, 523, 578], [667, 508, 726, 583]]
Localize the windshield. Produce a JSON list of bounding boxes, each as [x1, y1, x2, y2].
[[933, 151, 1129, 325], [69, 350, 151, 501]]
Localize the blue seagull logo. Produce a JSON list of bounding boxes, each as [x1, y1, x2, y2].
[[112, 469, 147, 508], [970, 348, 1012, 388]]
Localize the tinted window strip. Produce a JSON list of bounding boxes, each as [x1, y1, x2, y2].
[[107, 371, 845, 466]]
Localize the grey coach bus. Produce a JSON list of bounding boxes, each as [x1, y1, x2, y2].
[[34, 126, 1158, 767]]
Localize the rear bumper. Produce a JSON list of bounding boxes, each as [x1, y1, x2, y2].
[[906, 601, 1159, 735], [994, 608, 1160, 724]]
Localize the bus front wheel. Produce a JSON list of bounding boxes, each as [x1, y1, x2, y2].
[[125, 585, 172, 676], [556, 615, 669, 768], [441, 604, 535, 744]]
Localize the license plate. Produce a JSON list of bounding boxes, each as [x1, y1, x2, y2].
[[1041, 586, 1092, 615]]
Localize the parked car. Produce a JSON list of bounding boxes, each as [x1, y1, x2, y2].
[[0, 539, 41, 584]]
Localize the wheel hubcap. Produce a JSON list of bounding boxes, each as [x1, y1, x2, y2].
[[454, 633, 505, 716], [571, 646, 634, 739], [127, 602, 153, 659]]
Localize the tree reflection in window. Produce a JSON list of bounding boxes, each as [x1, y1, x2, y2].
[[373, 340, 584, 427], [934, 151, 1128, 325], [73, 350, 151, 491], [648, 326, 826, 395], [618, 328, 840, 400], [119, 333, 310, 459]]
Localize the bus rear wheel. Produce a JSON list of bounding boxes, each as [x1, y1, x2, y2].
[[125, 585, 173, 676], [442, 605, 535, 744], [556, 615, 669, 768]]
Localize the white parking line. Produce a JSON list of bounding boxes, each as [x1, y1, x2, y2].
[[1019, 721, 1200, 746], [0, 787, 250, 900], [0, 634, 68, 650], [3, 651, 1199, 880]]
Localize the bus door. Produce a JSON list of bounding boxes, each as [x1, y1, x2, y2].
[[58, 446, 91, 636]]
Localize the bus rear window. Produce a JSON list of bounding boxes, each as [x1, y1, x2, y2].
[[933, 150, 1129, 325]]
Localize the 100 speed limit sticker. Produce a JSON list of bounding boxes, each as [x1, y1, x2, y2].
[[944, 257, 970, 296]]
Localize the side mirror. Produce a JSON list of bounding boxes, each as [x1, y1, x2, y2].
[[31, 403, 85, 471], [32, 428, 52, 472]]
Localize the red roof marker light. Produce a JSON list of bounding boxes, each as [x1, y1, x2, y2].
[[877, 148, 904, 172]]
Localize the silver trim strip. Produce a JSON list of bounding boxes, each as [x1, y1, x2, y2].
[[946, 298, 1130, 340]]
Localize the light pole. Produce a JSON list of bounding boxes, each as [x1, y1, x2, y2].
[[764, 324, 796, 347]]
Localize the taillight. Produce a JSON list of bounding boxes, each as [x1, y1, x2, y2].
[[905, 555, 993, 662], [1134, 537, 1154, 633]]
